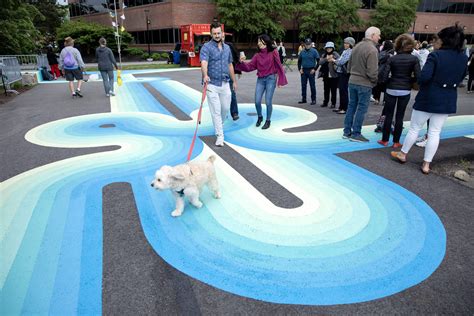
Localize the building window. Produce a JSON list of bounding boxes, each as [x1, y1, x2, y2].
[[417, 0, 473, 14]]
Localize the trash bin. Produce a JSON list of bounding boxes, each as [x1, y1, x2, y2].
[[179, 51, 188, 67], [172, 51, 180, 64]]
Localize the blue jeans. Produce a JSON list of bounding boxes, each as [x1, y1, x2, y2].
[[301, 68, 316, 102], [255, 74, 277, 120], [100, 70, 114, 94], [343, 83, 372, 137], [229, 78, 238, 116]]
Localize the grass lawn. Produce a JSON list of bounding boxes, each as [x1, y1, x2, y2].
[[85, 63, 181, 72]]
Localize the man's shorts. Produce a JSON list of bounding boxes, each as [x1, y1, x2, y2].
[[64, 68, 83, 81]]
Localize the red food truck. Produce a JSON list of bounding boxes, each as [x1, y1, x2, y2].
[[180, 24, 229, 67]]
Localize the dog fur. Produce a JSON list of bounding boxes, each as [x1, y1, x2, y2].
[[150, 155, 220, 217]]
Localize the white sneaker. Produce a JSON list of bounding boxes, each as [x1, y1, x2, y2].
[[370, 96, 376, 102], [106, 93, 110, 97], [416, 136, 428, 148], [109, 91, 115, 96], [215, 135, 224, 147]]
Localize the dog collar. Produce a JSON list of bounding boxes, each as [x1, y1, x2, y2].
[[176, 189, 185, 197]]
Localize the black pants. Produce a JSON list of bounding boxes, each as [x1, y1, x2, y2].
[[323, 77, 338, 106], [468, 70, 474, 92], [382, 93, 411, 143], [301, 68, 316, 102], [338, 73, 350, 110], [372, 83, 386, 102]]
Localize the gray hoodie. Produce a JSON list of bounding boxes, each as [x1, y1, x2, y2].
[[59, 46, 85, 70], [96, 46, 117, 71]]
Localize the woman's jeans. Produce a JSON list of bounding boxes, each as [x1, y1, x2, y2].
[[255, 74, 277, 120], [100, 70, 114, 94]]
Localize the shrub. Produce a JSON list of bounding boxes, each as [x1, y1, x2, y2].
[[142, 53, 150, 59], [161, 52, 170, 60], [151, 53, 161, 61], [124, 47, 144, 56]]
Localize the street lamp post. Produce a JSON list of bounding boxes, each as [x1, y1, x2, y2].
[[144, 9, 151, 55]]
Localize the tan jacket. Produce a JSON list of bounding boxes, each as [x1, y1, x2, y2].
[[348, 38, 378, 87]]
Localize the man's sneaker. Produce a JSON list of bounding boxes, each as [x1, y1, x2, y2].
[[106, 93, 110, 97], [232, 114, 239, 121], [349, 134, 370, 143], [416, 135, 428, 147], [342, 133, 351, 139], [215, 135, 224, 147], [109, 91, 115, 96], [75, 90, 83, 98]]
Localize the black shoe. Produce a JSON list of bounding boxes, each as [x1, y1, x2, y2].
[[75, 90, 83, 98], [256, 116, 263, 127], [262, 120, 271, 129], [232, 114, 239, 121], [298, 100, 307, 104], [310, 101, 316, 105], [332, 108, 340, 112], [320, 103, 328, 107]]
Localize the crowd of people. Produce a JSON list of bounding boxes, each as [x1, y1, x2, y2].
[[201, 21, 470, 174]]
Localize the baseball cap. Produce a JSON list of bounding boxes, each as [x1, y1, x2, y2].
[[304, 38, 312, 45]]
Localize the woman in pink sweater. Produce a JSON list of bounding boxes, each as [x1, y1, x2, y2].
[[235, 34, 288, 129]]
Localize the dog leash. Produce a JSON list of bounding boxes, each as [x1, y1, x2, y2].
[[186, 82, 208, 162]]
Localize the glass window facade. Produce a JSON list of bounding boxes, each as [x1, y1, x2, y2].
[[130, 28, 180, 44], [69, 0, 164, 17], [417, 0, 473, 14]]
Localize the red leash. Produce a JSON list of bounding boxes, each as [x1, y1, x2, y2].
[[186, 82, 208, 162]]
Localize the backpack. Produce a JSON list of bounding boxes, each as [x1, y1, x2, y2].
[[41, 67, 54, 81], [63, 50, 76, 68]]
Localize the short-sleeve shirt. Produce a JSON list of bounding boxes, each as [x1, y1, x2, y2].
[[200, 40, 233, 86]]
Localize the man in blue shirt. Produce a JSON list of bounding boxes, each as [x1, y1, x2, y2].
[[200, 22, 237, 147], [298, 38, 320, 105]]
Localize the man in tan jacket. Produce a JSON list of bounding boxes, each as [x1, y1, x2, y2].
[[343, 26, 381, 142]]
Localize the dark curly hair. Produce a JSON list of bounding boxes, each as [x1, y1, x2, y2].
[[394, 34, 415, 54], [438, 23, 465, 52]]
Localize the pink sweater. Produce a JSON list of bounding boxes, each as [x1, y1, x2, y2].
[[235, 48, 288, 86]]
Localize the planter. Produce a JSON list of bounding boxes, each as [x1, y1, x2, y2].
[[146, 58, 153, 62]]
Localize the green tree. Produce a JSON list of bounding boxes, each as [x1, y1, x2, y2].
[[56, 20, 133, 56], [370, 0, 420, 40], [28, 0, 68, 46], [0, 0, 42, 54], [299, 0, 362, 44], [215, 0, 292, 45]]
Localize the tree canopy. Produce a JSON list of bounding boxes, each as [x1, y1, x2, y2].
[[298, 0, 362, 43], [0, 1, 42, 54], [215, 0, 292, 43], [56, 20, 133, 56], [370, 0, 420, 40]]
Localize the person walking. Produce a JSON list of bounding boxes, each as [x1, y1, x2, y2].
[[418, 41, 430, 69], [377, 34, 420, 148], [46, 46, 60, 80], [59, 37, 86, 98], [96, 38, 118, 97], [297, 38, 320, 105], [200, 22, 237, 147], [467, 49, 474, 93], [319, 42, 340, 108], [343, 26, 381, 142], [333, 37, 355, 114], [277, 40, 286, 64], [223, 34, 241, 120], [236, 34, 288, 130], [391, 24, 468, 174]]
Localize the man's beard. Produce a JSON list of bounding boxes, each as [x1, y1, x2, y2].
[[213, 37, 222, 43]]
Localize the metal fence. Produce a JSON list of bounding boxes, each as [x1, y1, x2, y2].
[[0, 57, 22, 95], [0, 55, 50, 71]]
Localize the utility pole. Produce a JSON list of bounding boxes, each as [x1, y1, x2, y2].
[[144, 9, 151, 55]]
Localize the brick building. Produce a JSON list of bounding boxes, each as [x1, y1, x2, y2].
[[69, 0, 474, 52]]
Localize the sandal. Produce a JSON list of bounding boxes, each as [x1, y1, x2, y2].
[[421, 162, 430, 175], [390, 151, 407, 163]]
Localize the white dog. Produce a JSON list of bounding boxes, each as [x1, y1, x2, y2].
[[150, 155, 221, 217]]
